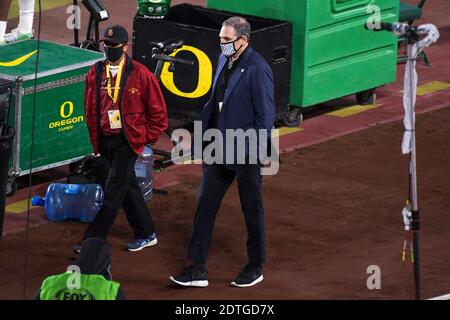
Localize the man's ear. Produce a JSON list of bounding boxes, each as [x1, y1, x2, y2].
[[123, 44, 129, 53]]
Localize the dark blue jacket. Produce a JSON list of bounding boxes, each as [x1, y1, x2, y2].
[[199, 47, 275, 164]]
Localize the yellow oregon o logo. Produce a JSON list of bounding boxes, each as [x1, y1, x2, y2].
[[60, 101, 74, 119], [160, 45, 213, 99]]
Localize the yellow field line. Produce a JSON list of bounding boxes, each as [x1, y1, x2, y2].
[[327, 104, 381, 118], [5, 198, 37, 214], [416, 81, 450, 96], [7, 0, 72, 19], [275, 127, 303, 137]]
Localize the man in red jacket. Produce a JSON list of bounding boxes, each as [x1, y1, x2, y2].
[[76, 25, 168, 254]]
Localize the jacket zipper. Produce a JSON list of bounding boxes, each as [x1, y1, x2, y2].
[[118, 57, 134, 152]]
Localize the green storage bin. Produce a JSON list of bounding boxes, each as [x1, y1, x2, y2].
[[0, 40, 104, 191], [208, 0, 399, 108], [137, 0, 171, 18]]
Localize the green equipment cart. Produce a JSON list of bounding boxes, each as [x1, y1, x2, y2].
[[0, 39, 104, 196], [207, 0, 399, 126]]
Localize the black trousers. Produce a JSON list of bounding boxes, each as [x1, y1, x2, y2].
[[84, 135, 155, 240], [187, 164, 266, 265]]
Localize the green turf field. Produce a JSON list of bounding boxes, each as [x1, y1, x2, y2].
[[8, 0, 71, 19]]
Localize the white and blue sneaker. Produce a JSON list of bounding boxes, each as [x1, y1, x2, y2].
[[125, 233, 158, 252]]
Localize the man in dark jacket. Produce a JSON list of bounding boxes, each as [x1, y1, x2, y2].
[[76, 24, 168, 253], [37, 238, 125, 300], [170, 17, 275, 288]]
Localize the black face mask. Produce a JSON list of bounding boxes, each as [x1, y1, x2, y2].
[[104, 46, 124, 62]]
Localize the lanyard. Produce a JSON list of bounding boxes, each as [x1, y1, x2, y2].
[[106, 58, 125, 104]]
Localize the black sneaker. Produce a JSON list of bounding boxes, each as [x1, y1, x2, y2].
[[231, 264, 264, 288], [169, 265, 209, 288]]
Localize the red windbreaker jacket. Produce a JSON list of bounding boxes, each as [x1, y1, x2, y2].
[[84, 55, 168, 155]]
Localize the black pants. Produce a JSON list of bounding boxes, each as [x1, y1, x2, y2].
[[84, 135, 155, 240], [187, 164, 265, 265]]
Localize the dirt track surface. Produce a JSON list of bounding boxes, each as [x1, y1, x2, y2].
[[1, 107, 450, 300]]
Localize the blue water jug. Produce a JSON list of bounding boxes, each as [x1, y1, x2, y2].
[[32, 183, 104, 223], [135, 146, 153, 202]]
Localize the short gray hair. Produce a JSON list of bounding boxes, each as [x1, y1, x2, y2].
[[222, 16, 251, 39]]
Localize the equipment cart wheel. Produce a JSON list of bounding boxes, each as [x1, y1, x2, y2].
[[6, 177, 17, 197], [282, 108, 303, 128], [356, 88, 376, 105]]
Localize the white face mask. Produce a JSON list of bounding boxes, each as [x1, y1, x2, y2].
[[220, 37, 242, 58]]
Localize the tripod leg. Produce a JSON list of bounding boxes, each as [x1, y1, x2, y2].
[[421, 51, 431, 66], [95, 20, 99, 45], [86, 15, 94, 42], [73, 0, 79, 46]]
